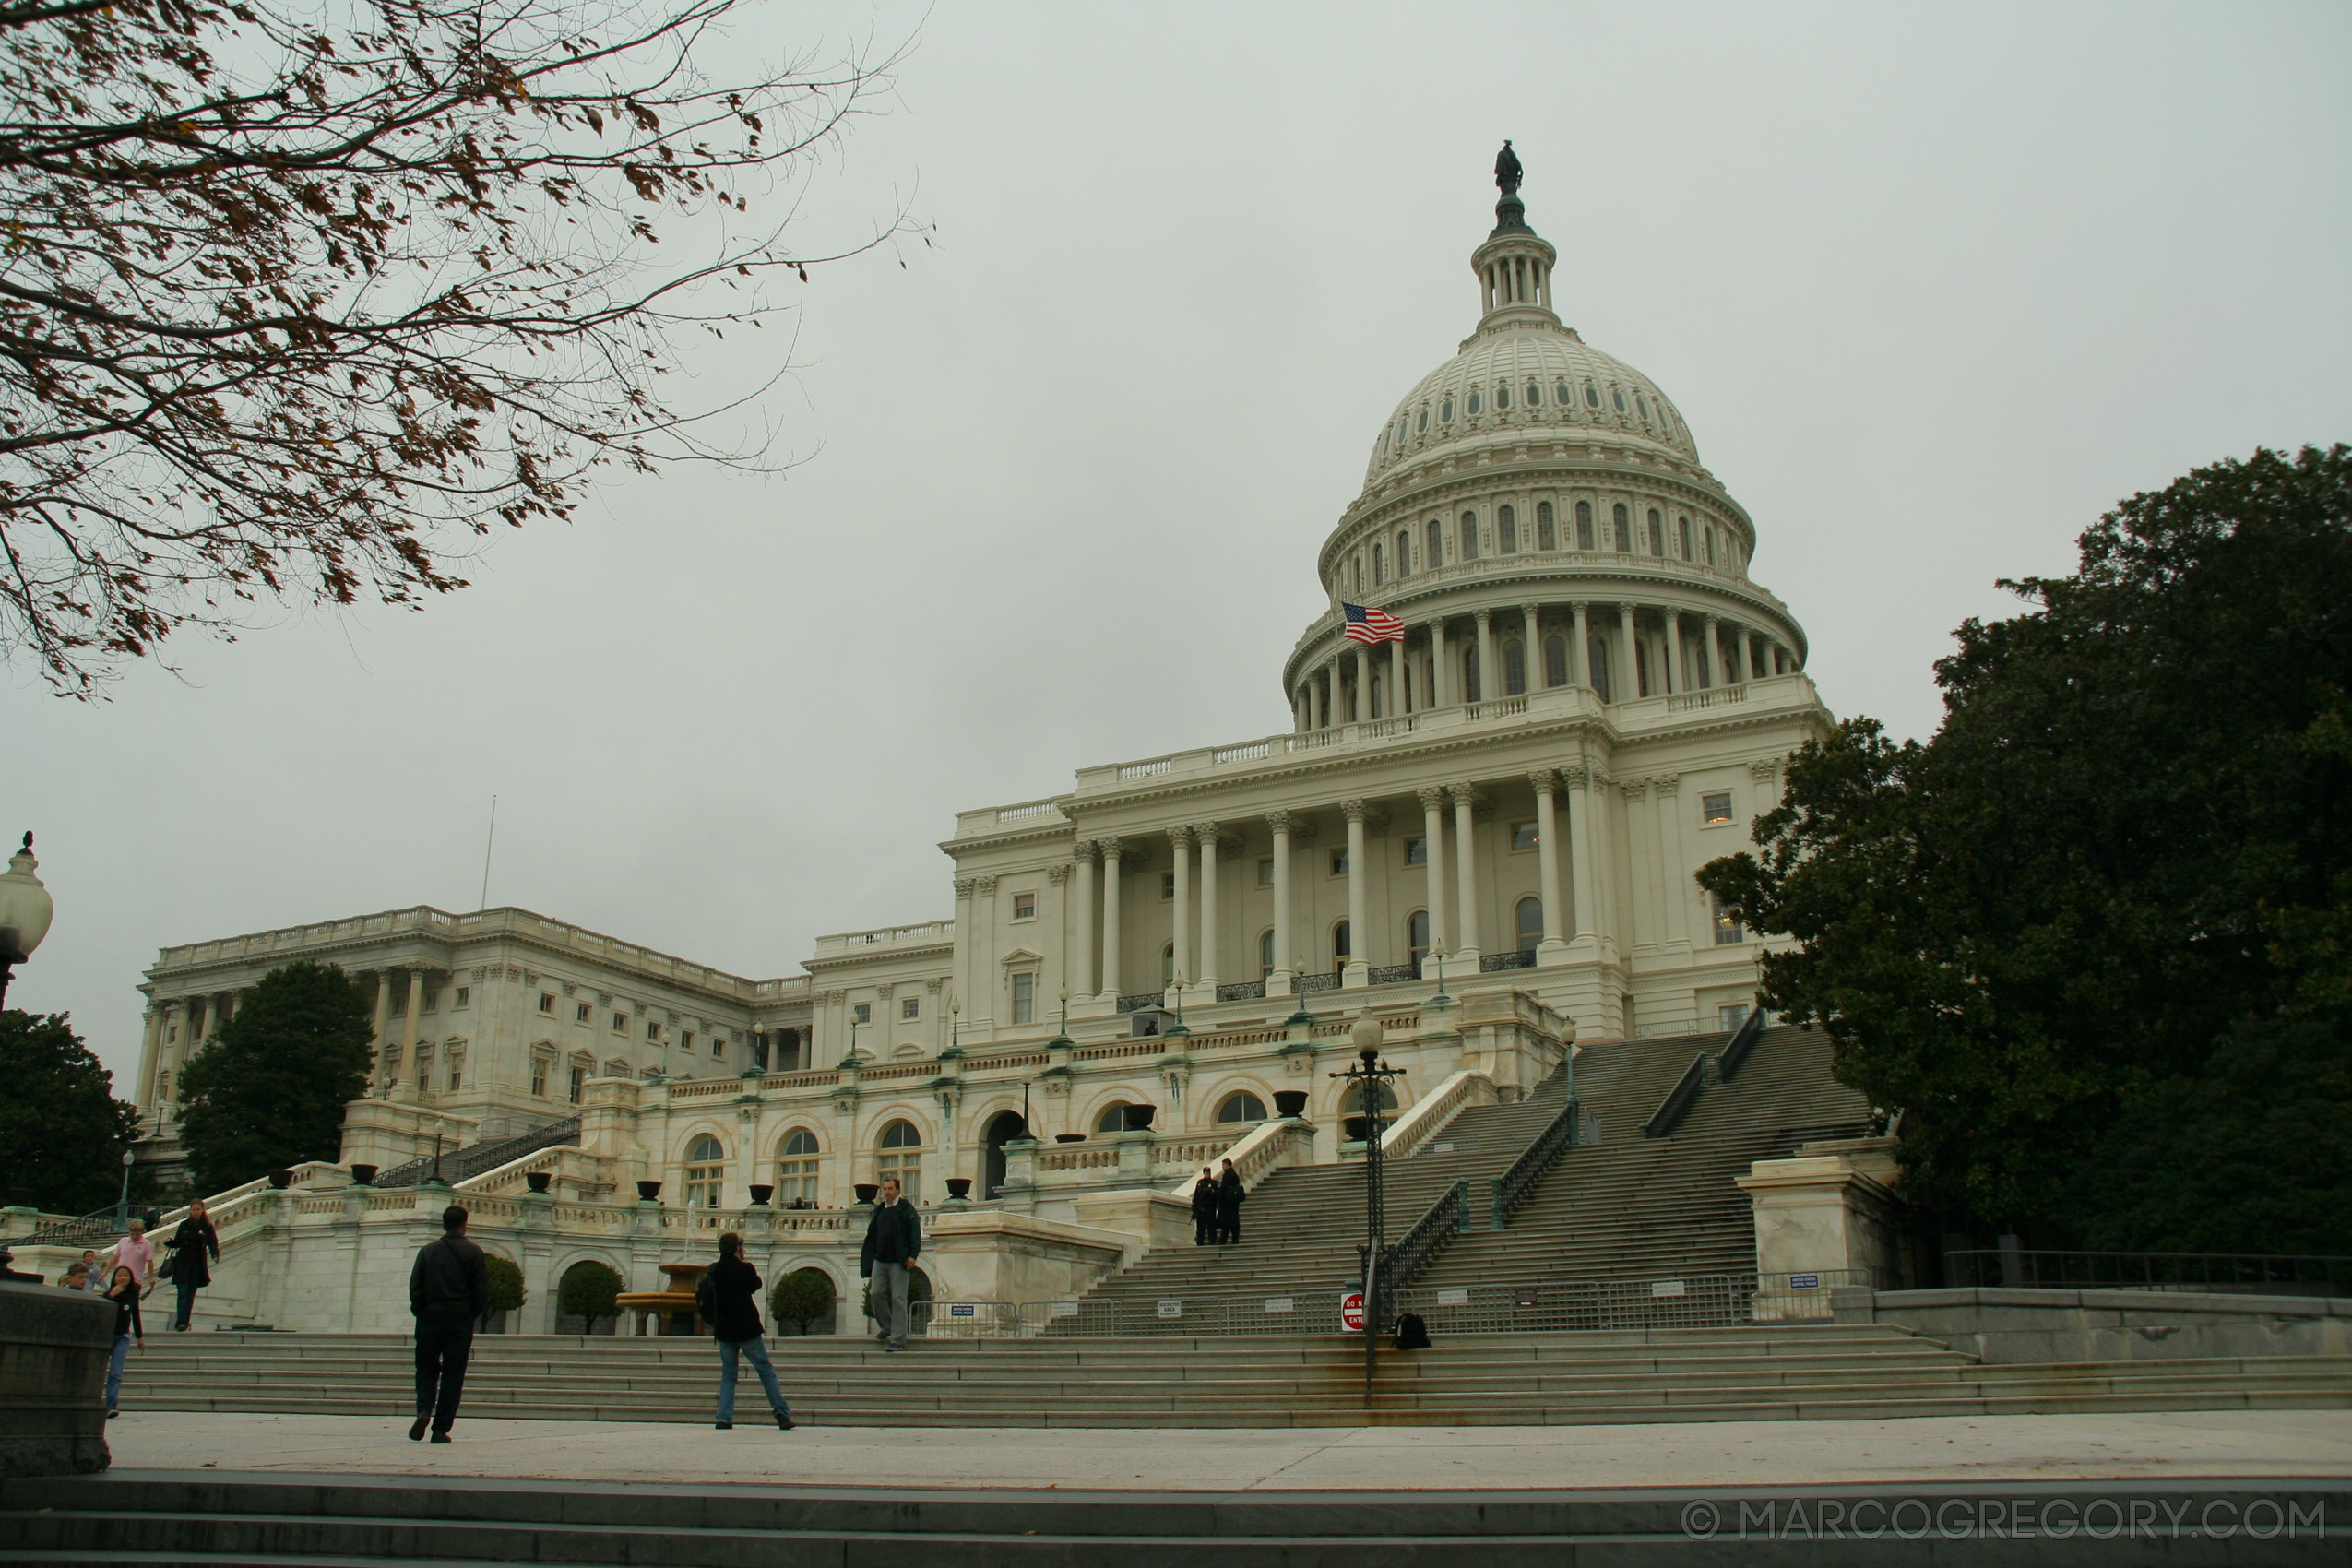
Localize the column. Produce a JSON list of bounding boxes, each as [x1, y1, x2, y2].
[[1530, 771, 1567, 957], [398, 971, 424, 1100], [1473, 610, 1495, 704], [1325, 649, 1343, 727], [1570, 602, 1591, 691], [1293, 686, 1309, 732], [1070, 843, 1097, 1000], [1099, 841, 1123, 1000], [1746, 627, 1764, 683], [368, 971, 393, 1092], [1617, 605, 1637, 702], [1664, 609, 1684, 694], [1194, 823, 1220, 986], [1266, 812, 1295, 990], [1521, 603, 1541, 690], [1389, 636, 1407, 717], [1418, 787, 1451, 956], [1451, 784, 1482, 961], [1168, 826, 1194, 988], [1653, 777, 1693, 949], [133, 1006, 164, 1119], [1341, 800, 1369, 988], [1564, 766, 1598, 940], [1702, 614, 1721, 688], [952, 878, 976, 1018], [1431, 621, 1454, 707]]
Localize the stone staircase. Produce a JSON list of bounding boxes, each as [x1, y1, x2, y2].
[[1417, 1024, 1874, 1295], [1066, 1067, 1576, 1322], [104, 1324, 2352, 1430]]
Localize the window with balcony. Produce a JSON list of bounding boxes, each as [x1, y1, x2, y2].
[[776, 1128, 821, 1205], [683, 1134, 725, 1209]]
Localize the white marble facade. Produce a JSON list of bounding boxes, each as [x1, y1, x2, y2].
[[130, 179, 1826, 1229]]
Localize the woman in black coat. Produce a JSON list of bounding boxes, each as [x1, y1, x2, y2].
[[163, 1198, 220, 1332], [1215, 1159, 1245, 1245]]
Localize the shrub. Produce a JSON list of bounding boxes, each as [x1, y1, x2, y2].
[[769, 1268, 836, 1336], [484, 1255, 526, 1315], [557, 1260, 623, 1334]]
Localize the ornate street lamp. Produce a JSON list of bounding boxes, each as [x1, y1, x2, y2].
[[0, 833, 54, 1009], [1426, 946, 1453, 1012], [1330, 1016, 1405, 1405]]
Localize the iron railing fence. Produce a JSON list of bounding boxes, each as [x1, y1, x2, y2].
[[1642, 1053, 1710, 1138], [20, 1201, 163, 1249], [1488, 1092, 1588, 1229], [1479, 950, 1537, 972], [1384, 1178, 1469, 1290], [876, 1269, 1883, 1341], [1715, 1004, 1767, 1081], [374, 1117, 581, 1190], [1943, 1249, 2352, 1296]]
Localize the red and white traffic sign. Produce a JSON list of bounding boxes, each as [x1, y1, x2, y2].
[[1339, 1289, 1366, 1333]]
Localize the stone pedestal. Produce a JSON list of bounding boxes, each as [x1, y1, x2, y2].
[[0, 1282, 115, 1477], [1736, 1153, 1905, 1286]]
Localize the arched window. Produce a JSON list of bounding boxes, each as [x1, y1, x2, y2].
[[1497, 504, 1516, 553], [1647, 508, 1665, 555], [1516, 897, 1544, 957], [1440, 397, 1453, 422], [1586, 383, 1600, 408], [876, 1119, 922, 1195], [1527, 378, 1542, 407], [1259, 929, 1275, 979], [1418, 406, 1429, 433], [1575, 499, 1594, 550], [1612, 388, 1627, 412], [1094, 1101, 1134, 1134], [1459, 511, 1479, 560], [1372, 542, 1384, 585], [1589, 638, 1612, 704], [1407, 909, 1431, 968], [1467, 388, 1482, 415], [1678, 516, 1693, 561], [683, 1134, 725, 1209], [1637, 394, 1650, 421], [1427, 518, 1443, 565], [1396, 529, 1412, 576], [1612, 504, 1631, 552], [776, 1128, 821, 1206], [1503, 640, 1526, 696], [1537, 501, 1556, 551], [1217, 1091, 1269, 1124], [1161, 942, 1175, 984], [1557, 378, 1574, 407], [1544, 636, 1568, 688], [1495, 383, 1510, 410], [1370, 671, 1384, 717], [1332, 921, 1351, 975]]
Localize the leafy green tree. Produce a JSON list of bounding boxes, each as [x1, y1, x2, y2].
[[176, 961, 374, 1196], [558, 1260, 623, 1334], [0, 1010, 138, 1212], [769, 1267, 836, 1336], [484, 1255, 527, 1324], [1701, 445, 2351, 1250]]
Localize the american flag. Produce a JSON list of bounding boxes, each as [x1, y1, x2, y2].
[[1341, 603, 1406, 645]]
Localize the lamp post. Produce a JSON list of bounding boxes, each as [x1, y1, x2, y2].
[[115, 1149, 135, 1226], [1330, 1021, 1405, 1406], [0, 833, 55, 1009], [1426, 947, 1453, 1012], [1284, 952, 1315, 1028]]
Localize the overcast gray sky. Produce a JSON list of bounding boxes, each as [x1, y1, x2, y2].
[[7, 0, 2349, 1090]]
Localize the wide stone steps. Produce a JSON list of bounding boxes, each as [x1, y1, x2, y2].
[[106, 1328, 2352, 1430], [12, 1471, 2342, 1567]]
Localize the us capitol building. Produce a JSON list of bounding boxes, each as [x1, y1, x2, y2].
[[116, 161, 1836, 1329]]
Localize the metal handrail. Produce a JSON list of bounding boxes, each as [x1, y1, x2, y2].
[[374, 1116, 581, 1189], [1641, 1054, 1709, 1138], [1716, 1004, 1766, 1082], [1487, 1090, 1586, 1229], [19, 1201, 161, 1249], [1382, 1178, 1468, 1289]]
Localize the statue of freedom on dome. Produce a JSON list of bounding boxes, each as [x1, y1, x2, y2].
[[1494, 140, 1523, 196]]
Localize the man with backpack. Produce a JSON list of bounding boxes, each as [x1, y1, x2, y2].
[[698, 1232, 794, 1431]]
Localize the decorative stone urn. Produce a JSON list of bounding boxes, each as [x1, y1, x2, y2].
[[265, 1170, 293, 1190], [524, 1171, 552, 1194], [346, 1164, 379, 1187], [1273, 1091, 1309, 1119], [945, 1179, 973, 1201], [1123, 1105, 1158, 1132], [853, 1182, 880, 1206], [1052, 1134, 1087, 1144], [746, 1184, 775, 1206], [635, 1180, 662, 1202]]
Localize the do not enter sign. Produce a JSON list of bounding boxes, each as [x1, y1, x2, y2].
[[1339, 1289, 1366, 1333]]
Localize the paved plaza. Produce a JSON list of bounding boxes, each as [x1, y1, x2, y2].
[[106, 1408, 2352, 1491]]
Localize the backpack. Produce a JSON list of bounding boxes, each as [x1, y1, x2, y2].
[[694, 1267, 718, 1322]]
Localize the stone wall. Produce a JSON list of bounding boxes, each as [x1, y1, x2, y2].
[[0, 1282, 115, 1477], [1835, 1286, 2352, 1364]]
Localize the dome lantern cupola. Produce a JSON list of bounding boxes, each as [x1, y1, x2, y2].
[[1472, 142, 1558, 331]]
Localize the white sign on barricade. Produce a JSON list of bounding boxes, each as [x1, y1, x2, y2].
[[1264, 1297, 1294, 1313], [1157, 1300, 1182, 1319], [1435, 1288, 1470, 1307]]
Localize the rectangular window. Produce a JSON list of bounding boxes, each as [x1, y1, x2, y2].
[[540, 992, 555, 1014], [1161, 871, 1176, 900], [452, 987, 469, 1009], [1511, 821, 1538, 851], [680, 1030, 695, 1053], [901, 998, 921, 1020], [422, 990, 439, 1013], [612, 1012, 627, 1033], [1702, 791, 1734, 825], [568, 1065, 587, 1104], [1712, 895, 1744, 945], [646, 1020, 662, 1042], [447, 1066, 461, 1091], [576, 1002, 592, 1024], [1718, 1003, 1752, 1031], [1330, 849, 1349, 876], [1256, 857, 1275, 887], [1404, 837, 1426, 865], [1013, 972, 1036, 1025], [529, 1061, 548, 1098], [853, 1003, 872, 1025], [710, 1035, 725, 1061], [1012, 892, 1037, 920]]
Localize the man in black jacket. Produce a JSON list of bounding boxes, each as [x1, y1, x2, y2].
[[859, 1177, 921, 1351], [1190, 1168, 1218, 1245], [407, 1204, 488, 1443], [701, 1231, 794, 1430]]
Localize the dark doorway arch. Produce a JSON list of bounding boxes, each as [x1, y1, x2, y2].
[[982, 1110, 1027, 1199]]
